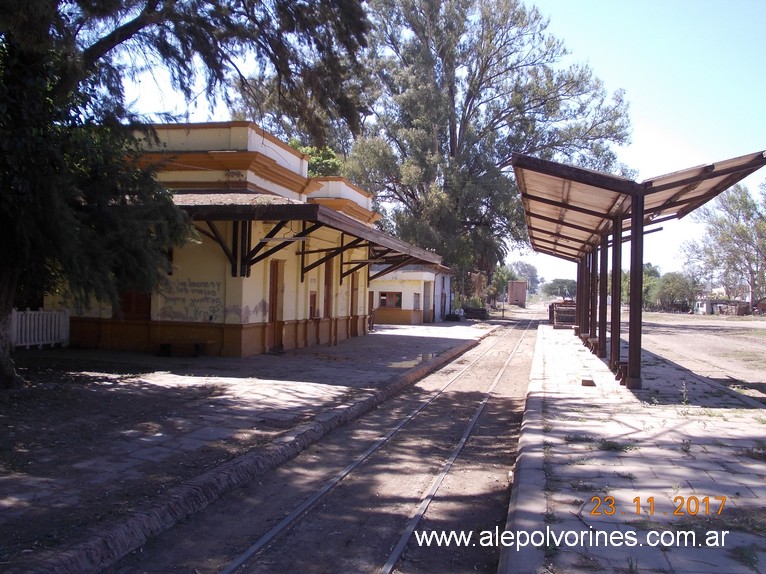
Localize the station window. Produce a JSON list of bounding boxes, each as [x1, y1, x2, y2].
[[379, 292, 402, 308]]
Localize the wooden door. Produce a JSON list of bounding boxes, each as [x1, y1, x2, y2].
[[350, 272, 359, 337], [268, 260, 283, 351]]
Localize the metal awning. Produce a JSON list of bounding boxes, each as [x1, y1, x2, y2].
[[513, 150, 766, 261], [173, 191, 442, 279], [512, 149, 766, 390]]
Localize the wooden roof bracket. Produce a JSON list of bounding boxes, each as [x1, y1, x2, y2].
[[195, 221, 237, 275], [301, 235, 366, 283], [247, 222, 324, 272], [241, 220, 288, 273], [362, 247, 395, 283], [369, 256, 418, 281], [343, 245, 391, 280]]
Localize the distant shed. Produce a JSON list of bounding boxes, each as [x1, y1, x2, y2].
[[508, 280, 527, 307]]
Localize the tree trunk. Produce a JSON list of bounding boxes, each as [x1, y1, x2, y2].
[[0, 266, 21, 389]]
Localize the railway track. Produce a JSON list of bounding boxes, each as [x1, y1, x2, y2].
[[111, 312, 542, 573]]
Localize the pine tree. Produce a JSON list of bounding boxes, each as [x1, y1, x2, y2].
[[0, 0, 370, 388]]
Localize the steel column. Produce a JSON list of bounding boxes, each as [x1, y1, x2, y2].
[[576, 258, 585, 334], [627, 193, 644, 389], [598, 234, 608, 358], [589, 249, 598, 341], [609, 215, 623, 370]]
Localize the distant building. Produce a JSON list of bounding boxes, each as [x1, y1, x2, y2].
[[693, 299, 750, 315], [508, 280, 528, 307], [369, 264, 452, 325]]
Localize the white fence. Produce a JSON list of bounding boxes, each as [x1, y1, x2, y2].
[[11, 309, 70, 349]]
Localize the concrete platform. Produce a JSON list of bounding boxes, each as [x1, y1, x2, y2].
[[499, 324, 766, 574]]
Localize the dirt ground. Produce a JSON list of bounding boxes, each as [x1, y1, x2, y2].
[[2, 310, 765, 570], [0, 322, 490, 569], [639, 312, 766, 405], [0, 355, 265, 563], [107, 315, 538, 573]]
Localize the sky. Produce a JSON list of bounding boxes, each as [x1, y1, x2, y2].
[[514, 0, 766, 281], [126, 1, 766, 283]]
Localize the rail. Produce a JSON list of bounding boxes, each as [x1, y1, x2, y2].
[[219, 316, 537, 574]]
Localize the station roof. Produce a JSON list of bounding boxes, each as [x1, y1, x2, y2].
[[512, 150, 766, 262], [173, 191, 442, 278]]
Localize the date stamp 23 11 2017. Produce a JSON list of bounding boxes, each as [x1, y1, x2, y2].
[[589, 495, 727, 517]]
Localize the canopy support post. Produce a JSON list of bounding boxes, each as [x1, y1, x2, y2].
[[627, 192, 644, 389], [598, 233, 608, 358], [609, 215, 623, 370]]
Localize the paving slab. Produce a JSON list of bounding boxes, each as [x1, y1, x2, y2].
[[499, 322, 766, 574]]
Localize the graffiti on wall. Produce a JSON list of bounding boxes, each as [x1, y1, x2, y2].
[[158, 278, 223, 322], [223, 300, 267, 323]]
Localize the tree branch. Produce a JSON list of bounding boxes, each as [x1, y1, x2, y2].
[[81, 1, 167, 71]]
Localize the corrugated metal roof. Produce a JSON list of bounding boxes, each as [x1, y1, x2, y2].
[[512, 150, 766, 261]]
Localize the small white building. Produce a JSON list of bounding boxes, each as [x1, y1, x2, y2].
[[693, 299, 750, 315], [369, 264, 452, 325]]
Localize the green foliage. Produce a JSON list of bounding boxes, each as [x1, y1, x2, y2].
[[650, 272, 699, 312], [342, 0, 630, 295], [510, 262, 541, 294], [453, 295, 484, 309], [226, 2, 371, 144], [685, 183, 766, 307], [0, 0, 371, 387], [543, 279, 576, 298], [641, 263, 661, 309], [288, 139, 343, 177], [492, 266, 517, 295], [0, 82, 188, 309], [643, 263, 662, 279]]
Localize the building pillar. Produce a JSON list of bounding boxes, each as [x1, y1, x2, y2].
[[598, 233, 608, 358], [609, 215, 623, 370], [577, 256, 589, 335], [589, 249, 598, 341], [627, 191, 644, 389]]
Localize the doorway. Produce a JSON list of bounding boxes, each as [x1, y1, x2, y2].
[[267, 259, 284, 351], [350, 272, 359, 337]]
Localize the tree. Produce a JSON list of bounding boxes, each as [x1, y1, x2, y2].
[[0, 0, 370, 388], [683, 184, 766, 310], [542, 279, 576, 299], [488, 265, 517, 303], [510, 261, 540, 294], [653, 272, 698, 312], [641, 262, 661, 310], [288, 139, 343, 177], [342, 0, 631, 294]]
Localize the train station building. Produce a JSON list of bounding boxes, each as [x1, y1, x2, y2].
[[53, 122, 443, 356]]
